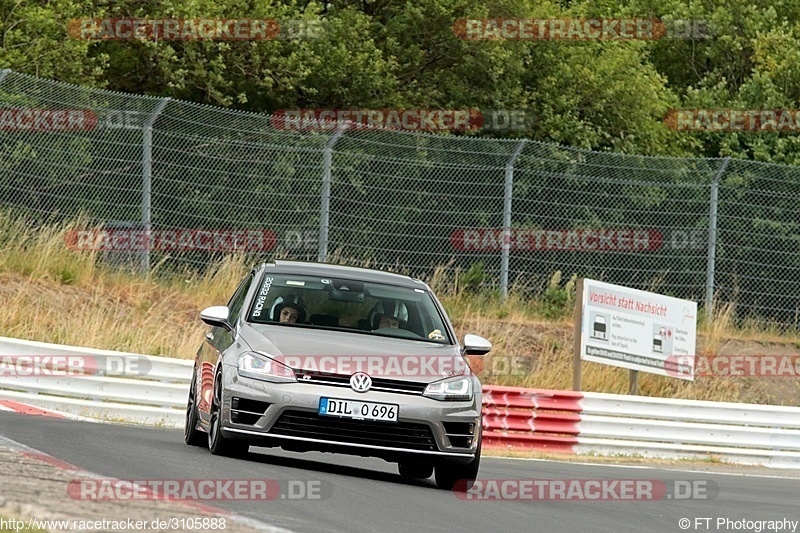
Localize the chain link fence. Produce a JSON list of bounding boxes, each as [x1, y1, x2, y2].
[[0, 70, 799, 327]]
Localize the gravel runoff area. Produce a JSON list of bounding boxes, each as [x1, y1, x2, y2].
[[0, 445, 287, 533]]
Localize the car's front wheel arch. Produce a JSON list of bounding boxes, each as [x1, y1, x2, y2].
[[184, 365, 205, 446], [208, 367, 249, 458]]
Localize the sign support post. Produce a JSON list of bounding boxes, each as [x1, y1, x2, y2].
[[572, 278, 584, 391]]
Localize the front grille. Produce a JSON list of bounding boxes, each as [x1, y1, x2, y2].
[[296, 371, 427, 395], [231, 397, 271, 425], [270, 410, 437, 451]]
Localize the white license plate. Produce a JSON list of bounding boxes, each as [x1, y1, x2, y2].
[[318, 397, 398, 422]]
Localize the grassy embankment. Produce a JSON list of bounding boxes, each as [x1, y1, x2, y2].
[[2, 213, 799, 405]]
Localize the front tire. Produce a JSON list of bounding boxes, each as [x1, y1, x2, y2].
[[435, 436, 481, 491], [184, 368, 205, 447], [398, 461, 434, 479], [208, 370, 249, 458]]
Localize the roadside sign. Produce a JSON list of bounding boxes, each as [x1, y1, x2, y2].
[[580, 278, 697, 380]]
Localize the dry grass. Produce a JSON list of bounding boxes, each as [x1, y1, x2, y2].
[[2, 214, 799, 404], [0, 214, 247, 357]]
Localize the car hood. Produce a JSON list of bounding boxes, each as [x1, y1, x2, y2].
[[240, 323, 468, 383]]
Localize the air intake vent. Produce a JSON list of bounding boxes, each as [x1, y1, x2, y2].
[[231, 397, 270, 425]]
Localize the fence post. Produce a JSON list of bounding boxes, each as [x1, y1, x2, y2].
[[0, 69, 11, 85], [704, 156, 730, 319], [501, 140, 527, 299], [141, 97, 171, 274], [317, 125, 348, 263]]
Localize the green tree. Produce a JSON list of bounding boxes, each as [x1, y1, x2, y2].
[[0, 0, 108, 84]]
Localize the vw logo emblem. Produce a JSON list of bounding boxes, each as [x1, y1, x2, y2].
[[350, 372, 372, 393]]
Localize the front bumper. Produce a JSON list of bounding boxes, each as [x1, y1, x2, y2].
[[219, 364, 481, 463]]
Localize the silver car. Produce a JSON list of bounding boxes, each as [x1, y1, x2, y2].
[[185, 260, 492, 490]]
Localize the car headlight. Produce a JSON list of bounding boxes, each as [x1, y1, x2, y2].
[[423, 376, 473, 401], [237, 352, 296, 383]]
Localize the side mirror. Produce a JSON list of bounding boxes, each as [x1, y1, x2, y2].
[[463, 334, 492, 356], [200, 306, 232, 331]]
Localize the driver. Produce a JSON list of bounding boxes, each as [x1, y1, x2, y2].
[[280, 305, 302, 324], [271, 294, 307, 324]]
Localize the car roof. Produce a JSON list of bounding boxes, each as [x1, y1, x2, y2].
[[257, 260, 430, 290]]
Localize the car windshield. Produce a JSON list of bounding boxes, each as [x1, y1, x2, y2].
[[246, 272, 452, 344]]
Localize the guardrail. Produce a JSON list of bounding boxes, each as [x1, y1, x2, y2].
[[2, 337, 800, 467], [481, 385, 582, 454], [481, 385, 800, 468], [0, 336, 192, 426], [577, 392, 800, 468]]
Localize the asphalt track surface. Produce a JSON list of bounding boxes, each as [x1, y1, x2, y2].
[[2, 411, 800, 533]]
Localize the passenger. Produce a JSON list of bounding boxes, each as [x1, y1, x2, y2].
[[378, 314, 400, 329], [373, 300, 408, 330]]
